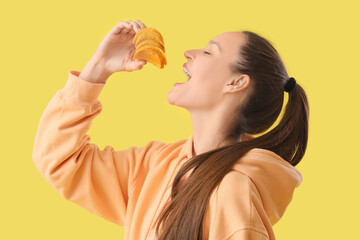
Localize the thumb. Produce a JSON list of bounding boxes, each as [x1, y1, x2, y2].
[[128, 60, 147, 71]]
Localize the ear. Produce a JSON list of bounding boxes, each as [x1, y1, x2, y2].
[[223, 74, 250, 93]]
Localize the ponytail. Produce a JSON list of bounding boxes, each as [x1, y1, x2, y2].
[[266, 83, 309, 166], [238, 83, 309, 166]]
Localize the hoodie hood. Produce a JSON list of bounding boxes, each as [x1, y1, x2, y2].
[[179, 133, 303, 226], [232, 148, 303, 225]]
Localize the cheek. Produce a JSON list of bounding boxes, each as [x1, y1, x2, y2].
[[189, 76, 223, 108], [196, 62, 227, 85], [196, 65, 225, 93]]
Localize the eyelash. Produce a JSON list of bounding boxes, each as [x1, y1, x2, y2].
[[203, 51, 211, 55]]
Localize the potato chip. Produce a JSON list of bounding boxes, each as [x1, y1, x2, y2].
[[136, 39, 165, 53], [133, 27, 164, 46], [132, 27, 166, 69], [134, 28, 164, 47], [133, 46, 166, 69]]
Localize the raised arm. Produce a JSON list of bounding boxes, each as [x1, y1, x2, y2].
[[32, 20, 163, 227], [32, 70, 165, 226]]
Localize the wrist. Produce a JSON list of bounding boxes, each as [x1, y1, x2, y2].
[[79, 58, 111, 84]]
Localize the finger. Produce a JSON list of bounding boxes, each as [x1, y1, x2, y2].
[[111, 22, 128, 35], [135, 20, 147, 29], [131, 21, 141, 32], [128, 20, 141, 33], [111, 21, 132, 35], [132, 20, 146, 32], [125, 21, 139, 35], [129, 59, 147, 71], [121, 26, 133, 34]]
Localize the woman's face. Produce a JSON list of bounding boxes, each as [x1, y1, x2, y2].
[[167, 31, 247, 111]]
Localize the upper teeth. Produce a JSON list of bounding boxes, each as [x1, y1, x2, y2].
[[183, 67, 192, 80]]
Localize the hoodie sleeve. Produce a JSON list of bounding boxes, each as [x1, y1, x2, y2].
[[32, 70, 166, 227], [203, 171, 270, 240]]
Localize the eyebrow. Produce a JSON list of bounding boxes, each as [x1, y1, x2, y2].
[[208, 40, 222, 52]]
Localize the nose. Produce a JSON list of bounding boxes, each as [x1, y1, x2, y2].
[[184, 49, 194, 61]]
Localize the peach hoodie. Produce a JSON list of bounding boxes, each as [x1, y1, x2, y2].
[[32, 70, 303, 240]]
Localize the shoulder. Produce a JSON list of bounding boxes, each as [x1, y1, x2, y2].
[[203, 171, 269, 240], [218, 170, 251, 191], [135, 138, 187, 168], [132, 138, 186, 156], [214, 171, 252, 218], [149, 138, 187, 157]]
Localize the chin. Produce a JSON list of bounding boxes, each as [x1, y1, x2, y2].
[[166, 93, 175, 105], [166, 92, 188, 109], [166, 91, 178, 106], [167, 94, 181, 107]]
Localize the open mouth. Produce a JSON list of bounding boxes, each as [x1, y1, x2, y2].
[[182, 67, 192, 81]]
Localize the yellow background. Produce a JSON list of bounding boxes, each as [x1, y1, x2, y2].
[[1, 0, 359, 239]]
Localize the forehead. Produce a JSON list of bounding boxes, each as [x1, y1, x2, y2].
[[210, 32, 246, 60], [212, 32, 246, 48]]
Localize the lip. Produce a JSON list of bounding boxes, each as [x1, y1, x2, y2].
[[183, 63, 191, 75]]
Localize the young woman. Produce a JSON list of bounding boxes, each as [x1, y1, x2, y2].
[[33, 20, 309, 240]]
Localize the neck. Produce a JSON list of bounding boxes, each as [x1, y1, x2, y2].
[[189, 106, 238, 157]]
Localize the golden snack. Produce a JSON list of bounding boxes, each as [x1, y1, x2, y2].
[[136, 39, 165, 53], [133, 27, 164, 46], [132, 27, 167, 69], [133, 46, 166, 69]]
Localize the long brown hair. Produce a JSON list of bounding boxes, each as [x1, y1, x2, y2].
[[154, 31, 309, 240]]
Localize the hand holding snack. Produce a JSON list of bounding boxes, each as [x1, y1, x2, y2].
[[80, 21, 167, 83], [91, 20, 148, 74]]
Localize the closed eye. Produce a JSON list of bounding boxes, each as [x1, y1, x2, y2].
[[203, 51, 211, 55]]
